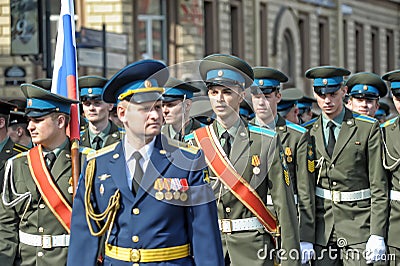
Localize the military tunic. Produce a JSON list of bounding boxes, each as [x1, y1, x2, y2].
[[274, 115, 315, 243], [0, 138, 24, 185], [67, 134, 224, 265], [303, 108, 388, 247], [0, 140, 87, 266], [186, 119, 300, 266], [161, 117, 203, 141], [381, 116, 400, 263]]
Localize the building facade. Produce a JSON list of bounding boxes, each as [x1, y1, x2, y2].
[[0, 0, 399, 99]]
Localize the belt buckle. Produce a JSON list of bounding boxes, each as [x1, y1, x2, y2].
[[130, 249, 141, 262], [41, 235, 52, 249], [221, 219, 232, 233], [332, 191, 341, 203]]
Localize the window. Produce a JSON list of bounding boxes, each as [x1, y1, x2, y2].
[[230, 0, 244, 57], [318, 16, 329, 65], [355, 22, 365, 72], [343, 19, 348, 69], [204, 0, 219, 55], [371, 27, 380, 74], [299, 12, 310, 73], [259, 2, 268, 65], [386, 29, 395, 72], [281, 29, 295, 87]]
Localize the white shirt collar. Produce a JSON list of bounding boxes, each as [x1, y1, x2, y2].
[[124, 136, 156, 162]]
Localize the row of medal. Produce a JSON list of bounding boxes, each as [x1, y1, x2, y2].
[[154, 178, 189, 201]]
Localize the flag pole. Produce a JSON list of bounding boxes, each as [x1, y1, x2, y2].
[[51, 0, 80, 199]]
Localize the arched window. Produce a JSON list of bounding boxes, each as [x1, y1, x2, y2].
[[281, 29, 295, 88]]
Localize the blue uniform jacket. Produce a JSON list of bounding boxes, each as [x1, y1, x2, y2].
[[67, 134, 224, 265]]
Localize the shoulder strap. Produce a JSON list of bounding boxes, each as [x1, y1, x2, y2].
[[194, 126, 278, 234], [28, 145, 72, 233]]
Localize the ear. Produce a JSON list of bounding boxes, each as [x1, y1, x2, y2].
[[185, 99, 192, 112], [276, 91, 282, 103], [117, 103, 127, 123], [107, 104, 114, 111], [293, 106, 299, 116], [0, 117, 5, 129], [17, 127, 23, 137], [57, 115, 67, 129], [342, 86, 348, 94]]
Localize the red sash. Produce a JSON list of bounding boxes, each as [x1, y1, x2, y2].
[[27, 145, 72, 233], [194, 126, 278, 234]]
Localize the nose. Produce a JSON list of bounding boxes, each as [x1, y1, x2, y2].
[[27, 121, 35, 132]]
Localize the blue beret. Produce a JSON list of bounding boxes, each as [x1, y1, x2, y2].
[[199, 54, 254, 89], [382, 70, 400, 96], [102, 59, 169, 103], [21, 84, 79, 118], [162, 77, 200, 102], [346, 72, 387, 99], [305, 66, 351, 95], [79, 76, 108, 100]]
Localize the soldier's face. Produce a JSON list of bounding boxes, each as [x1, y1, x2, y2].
[[208, 85, 244, 121], [251, 92, 280, 124], [314, 87, 346, 118], [118, 100, 163, 142], [350, 97, 379, 117], [82, 99, 113, 124], [162, 99, 189, 126], [393, 96, 400, 113], [27, 113, 67, 148]]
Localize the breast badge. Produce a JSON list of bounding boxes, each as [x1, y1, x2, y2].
[[251, 155, 261, 175]]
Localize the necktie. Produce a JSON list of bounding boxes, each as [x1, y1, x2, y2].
[[131, 152, 144, 195], [326, 121, 336, 157], [93, 136, 103, 150], [221, 131, 231, 157], [45, 152, 56, 170], [174, 131, 182, 141]]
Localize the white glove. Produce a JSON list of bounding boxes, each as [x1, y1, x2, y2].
[[300, 241, 314, 264], [365, 235, 386, 264]]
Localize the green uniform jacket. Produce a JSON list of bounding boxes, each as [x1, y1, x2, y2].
[[186, 120, 300, 266], [0, 140, 87, 266], [381, 116, 400, 249], [304, 108, 388, 246], [80, 120, 122, 149], [275, 115, 315, 244], [0, 138, 26, 185]]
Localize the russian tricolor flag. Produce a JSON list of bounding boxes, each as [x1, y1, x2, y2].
[[51, 0, 80, 140]]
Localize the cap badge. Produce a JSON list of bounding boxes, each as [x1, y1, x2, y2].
[[144, 80, 152, 88], [259, 80, 264, 86], [323, 79, 328, 85], [218, 70, 224, 77], [363, 85, 368, 91], [88, 88, 93, 94]]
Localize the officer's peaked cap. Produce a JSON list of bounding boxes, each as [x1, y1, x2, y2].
[[346, 72, 387, 99]]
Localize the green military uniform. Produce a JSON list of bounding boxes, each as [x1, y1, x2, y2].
[[0, 100, 28, 184], [185, 54, 300, 266], [304, 66, 388, 265], [382, 70, 400, 265], [161, 117, 202, 140], [78, 76, 122, 150], [0, 83, 92, 266]]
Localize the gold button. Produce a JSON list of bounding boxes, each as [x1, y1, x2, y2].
[[130, 249, 140, 262], [39, 204, 45, 209], [132, 208, 140, 215], [132, 235, 139, 242], [38, 251, 44, 257], [225, 207, 231, 213], [38, 227, 44, 233]]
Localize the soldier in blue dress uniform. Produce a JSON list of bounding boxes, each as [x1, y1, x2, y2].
[[67, 59, 224, 266]]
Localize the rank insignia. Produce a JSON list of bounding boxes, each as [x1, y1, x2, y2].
[[307, 143, 315, 173], [98, 174, 111, 181], [203, 169, 210, 183]]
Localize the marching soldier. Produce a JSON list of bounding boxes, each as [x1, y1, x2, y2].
[[7, 110, 33, 149], [67, 59, 224, 265], [79, 76, 122, 150], [185, 54, 300, 266], [249, 67, 315, 264], [346, 72, 387, 117], [298, 95, 317, 124], [303, 66, 388, 265], [381, 70, 400, 265], [277, 88, 303, 124], [161, 77, 202, 141], [0, 83, 86, 265], [375, 100, 390, 123], [0, 100, 27, 185]]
